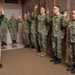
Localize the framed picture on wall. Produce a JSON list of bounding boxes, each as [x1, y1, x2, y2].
[[4, 0, 19, 4]]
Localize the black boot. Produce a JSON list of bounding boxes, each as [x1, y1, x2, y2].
[[1, 42, 4, 46], [31, 45, 35, 49], [67, 65, 75, 71], [12, 40, 15, 44], [54, 58, 61, 64], [1, 42, 7, 46], [50, 57, 58, 62], [1, 42, 6, 49], [24, 44, 30, 48], [12, 40, 17, 48], [71, 65, 75, 74], [14, 40, 17, 44], [24, 44, 27, 48], [4, 42, 7, 46], [12, 40, 16, 44], [71, 68, 75, 74], [26, 44, 30, 48], [0, 64, 3, 68]]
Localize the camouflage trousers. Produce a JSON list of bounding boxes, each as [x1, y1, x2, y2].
[[31, 33, 37, 48], [10, 29, 17, 41], [1, 29, 7, 43], [37, 32, 47, 52], [23, 32, 30, 45], [69, 43, 75, 64], [52, 37, 62, 59]]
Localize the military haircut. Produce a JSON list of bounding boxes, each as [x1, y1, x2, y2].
[[53, 5, 60, 9], [40, 7, 45, 11]]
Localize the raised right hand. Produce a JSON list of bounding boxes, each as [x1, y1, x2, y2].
[[34, 4, 38, 9]]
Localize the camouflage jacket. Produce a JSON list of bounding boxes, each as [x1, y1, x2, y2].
[[28, 13, 37, 33], [1, 17, 8, 30], [52, 13, 67, 37], [68, 20, 75, 43], [34, 9, 50, 34], [8, 19, 18, 31], [31, 18, 37, 33], [22, 19, 30, 33]]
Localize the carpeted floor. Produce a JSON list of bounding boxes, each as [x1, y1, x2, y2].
[[0, 48, 72, 75]]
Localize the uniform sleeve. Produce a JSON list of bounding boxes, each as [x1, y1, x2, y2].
[[46, 15, 52, 34], [61, 16, 68, 36], [72, 24, 75, 36], [27, 13, 31, 22], [8, 20, 11, 29], [61, 16, 68, 27], [6, 18, 9, 28], [28, 21, 31, 33], [16, 19, 19, 31], [34, 9, 38, 19], [46, 15, 51, 23], [68, 21, 75, 36], [72, 29, 75, 36]]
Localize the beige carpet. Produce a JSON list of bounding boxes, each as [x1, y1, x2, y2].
[[0, 48, 72, 75]]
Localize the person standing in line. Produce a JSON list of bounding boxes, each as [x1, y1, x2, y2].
[[8, 14, 18, 47], [66, 10, 75, 74], [19, 13, 31, 48], [34, 5, 50, 57], [0, 7, 8, 49], [50, 5, 68, 64]]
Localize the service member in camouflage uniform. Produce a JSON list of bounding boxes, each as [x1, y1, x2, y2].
[[50, 5, 67, 64], [0, 7, 8, 49], [19, 13, 30, 48], [8, 14, 18, 47], [1, 17, 8, 49], [34, 5, 50, 57], [67, 10, 75, 74], [28, 12, 38, 51]]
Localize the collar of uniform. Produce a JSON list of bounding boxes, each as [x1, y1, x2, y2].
[[11, 18, 16, 20], [55, 13, 61, 18], [24, 19, 28, 21]]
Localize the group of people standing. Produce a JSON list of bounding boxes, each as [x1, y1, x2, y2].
[[0, 8, 19, 48], [0, 4, 75, 74]]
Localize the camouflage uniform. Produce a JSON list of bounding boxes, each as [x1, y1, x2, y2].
[[52, 13, 67, 59], [34, 9, 50, 52], [22, 19, 30, 45], [8, 19, 18, 43], [1, 17, 8, 43], [29, 15, 37, 49], [68, 20, 75, 64]]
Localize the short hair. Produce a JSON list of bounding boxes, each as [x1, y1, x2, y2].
[[40, 7, 45, 10], [53, 5, 60, 9]]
